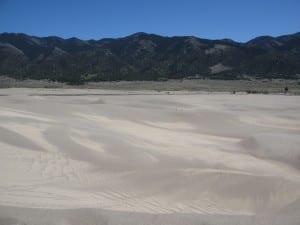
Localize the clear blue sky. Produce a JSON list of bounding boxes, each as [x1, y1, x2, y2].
[[0, 0, 299, 42]]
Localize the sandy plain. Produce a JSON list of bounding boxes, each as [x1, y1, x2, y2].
[[0, 88, 299, 225]]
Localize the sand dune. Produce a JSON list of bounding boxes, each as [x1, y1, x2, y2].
[[0, 88, 299, 224]]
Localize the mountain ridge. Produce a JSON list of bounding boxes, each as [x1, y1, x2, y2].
[[0, 32, 299, 83]]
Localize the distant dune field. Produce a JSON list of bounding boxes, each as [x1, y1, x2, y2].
[[0, 88, 300, 225]]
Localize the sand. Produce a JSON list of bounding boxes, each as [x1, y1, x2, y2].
[[0, 88, 299, 225]]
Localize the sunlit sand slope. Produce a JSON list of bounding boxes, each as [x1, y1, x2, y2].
[[0, 89, 299, 225]]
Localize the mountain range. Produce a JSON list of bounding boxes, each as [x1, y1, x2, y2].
[[0, 32, 300, 83]]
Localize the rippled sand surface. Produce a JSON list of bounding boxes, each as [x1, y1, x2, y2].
[[0, 88, 299, 225]]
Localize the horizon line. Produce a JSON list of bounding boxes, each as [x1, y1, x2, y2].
[[1, 31, 300, 43]]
